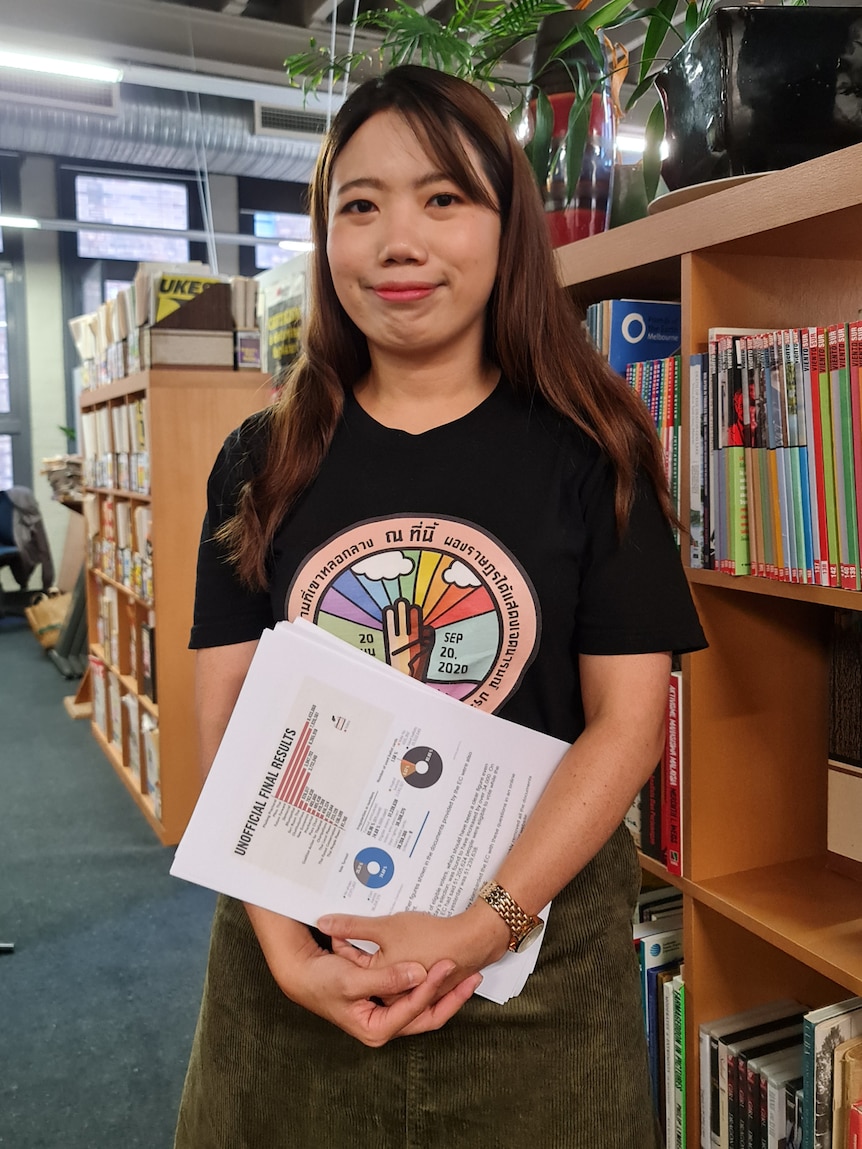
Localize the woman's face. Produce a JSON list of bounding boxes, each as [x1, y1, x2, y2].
[[326, 110, 501, 368]]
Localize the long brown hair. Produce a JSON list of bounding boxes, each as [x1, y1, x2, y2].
[[221, 64, 673, 589]]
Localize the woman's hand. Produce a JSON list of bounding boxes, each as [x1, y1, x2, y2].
[[246, 903, 482, 1046], [317, 903, 511, 1001]]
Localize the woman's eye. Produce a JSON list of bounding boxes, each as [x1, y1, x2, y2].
[[429, 193, 459, 208], [344, 199, 375, 214]]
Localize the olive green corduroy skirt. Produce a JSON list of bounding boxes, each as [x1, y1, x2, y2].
[[174, 825, 661, 1149]]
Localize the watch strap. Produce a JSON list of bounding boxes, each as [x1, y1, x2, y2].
[[476, 880, 543, 952]]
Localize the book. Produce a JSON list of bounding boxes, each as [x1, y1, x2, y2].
[[141, 621, 156, 704], [700, 1000, 805, 1149], [726, 1023, 803, 1149], [690, 352, 709, 567], [673, 975, 687, 1149], [762, 1049, 804, 1149], [151, 272, 232, 329], [830, 1035, 862, 1149], [637, 923, 683, 1104], [803, 995, 862, 1149], [827, 612, 862, 870], [639, 759, 665, 864], [599, 299, 682, 376], [650, 961, 682, 1121], [850, 1100, 862, 1149], [827, 325, 859, 589], [665, 669, 683, 875], [750, 1046, 803, 1149]]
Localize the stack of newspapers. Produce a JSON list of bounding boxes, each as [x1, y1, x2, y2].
[[171, 620, 569, 1003]]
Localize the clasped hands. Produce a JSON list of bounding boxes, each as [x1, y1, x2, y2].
[[291, 905, 511, 1047]]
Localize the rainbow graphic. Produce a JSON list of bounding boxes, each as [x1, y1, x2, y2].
[[313, 548, 501, 700]]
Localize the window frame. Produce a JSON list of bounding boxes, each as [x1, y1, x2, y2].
[[0, 154, 33, 489]]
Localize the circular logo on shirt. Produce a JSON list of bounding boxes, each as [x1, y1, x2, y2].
[[285, 515, 540, 713]]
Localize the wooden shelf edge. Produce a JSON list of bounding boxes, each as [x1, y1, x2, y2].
[[687, 567, 862, 609], [688, 857, 862, 995], [91, 721, 168, 844], [637, 852, 684, 888], [63, 696, 93, 720], [554, 141, 862, 288], [84, 486, 151, 502], [88, 567, 152, 609]]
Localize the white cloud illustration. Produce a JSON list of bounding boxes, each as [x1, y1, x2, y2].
[[354, 552, 413, 581], [443, 560, 480, 588]]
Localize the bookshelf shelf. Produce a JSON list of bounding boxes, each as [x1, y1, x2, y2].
[[692, 857, 862, 997], [85, 486, 152, 504], [81, 366, 269, 845], [638, 852, 683, 886], [557, 141, 862, 1146], [688, 567, 862, 611]]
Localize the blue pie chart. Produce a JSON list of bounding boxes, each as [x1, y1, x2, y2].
[[354, 846, 395, 888]]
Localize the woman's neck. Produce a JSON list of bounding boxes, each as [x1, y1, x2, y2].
[[354, 357, 500, 435]]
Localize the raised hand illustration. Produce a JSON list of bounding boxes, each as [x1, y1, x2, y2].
[[382, 597, 434, 681]]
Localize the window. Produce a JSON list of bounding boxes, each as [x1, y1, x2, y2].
[[0, 162, 30, 491], [253, 210, 312, 270], [0, 276, 12, 489], [75, 174, 190, 262]]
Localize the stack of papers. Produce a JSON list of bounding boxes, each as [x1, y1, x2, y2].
[[171, 620, 570, 1003]]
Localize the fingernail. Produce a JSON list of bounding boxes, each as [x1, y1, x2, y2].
[[316, 917, 332, 931]]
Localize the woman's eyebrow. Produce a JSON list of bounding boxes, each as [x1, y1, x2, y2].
[[334, 171, 455, 197]]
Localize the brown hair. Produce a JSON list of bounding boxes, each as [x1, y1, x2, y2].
[[220, 64, 674, 589]]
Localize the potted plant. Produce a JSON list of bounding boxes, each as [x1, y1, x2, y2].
[[621, 1, 862, 203], [283, 0, 635, 244]]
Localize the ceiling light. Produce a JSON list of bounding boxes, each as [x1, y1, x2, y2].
[[278, 240, 314, 252], [0, 215, 41, 230], [0, 50, 123, 84]]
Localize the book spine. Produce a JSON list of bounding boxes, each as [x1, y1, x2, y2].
[[675, 978, 687, 1149], [690, 355, 706, 567], [848, 321, 862, 594], [850, 1100, 862, 1149], [815, 327, 841, 586], [666, 670, 683, 876], [837, 324, 860, 589], [799, 329, 822, 583], [802, 1018, 814, 1149], [828, 325, 853, 588], [666, 978, 678, 1148]]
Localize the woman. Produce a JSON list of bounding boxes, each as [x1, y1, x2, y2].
[[177, 64, 706, 1148]]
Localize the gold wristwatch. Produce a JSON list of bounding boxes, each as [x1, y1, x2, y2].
[[476, 880, 544, 953]]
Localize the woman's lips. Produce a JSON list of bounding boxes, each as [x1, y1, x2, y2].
[[371, 283, 437, 302]]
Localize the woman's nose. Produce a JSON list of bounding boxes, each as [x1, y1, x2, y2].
[[378, 211, 428, 264]]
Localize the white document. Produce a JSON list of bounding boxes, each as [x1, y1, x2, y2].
[[171, 620, 568, 1003]]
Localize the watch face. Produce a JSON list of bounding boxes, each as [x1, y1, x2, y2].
[[513, 921, 544, 953]]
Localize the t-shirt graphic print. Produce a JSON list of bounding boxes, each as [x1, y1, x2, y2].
[[285, 514, 541, 713]]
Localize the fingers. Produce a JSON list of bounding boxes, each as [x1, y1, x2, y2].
[[389, 965, 484, 1038], [317, 913, 373, 941], [330, 937, 371, 966]]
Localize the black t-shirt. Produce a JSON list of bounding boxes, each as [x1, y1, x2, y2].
[[191, 383, 706, 744]]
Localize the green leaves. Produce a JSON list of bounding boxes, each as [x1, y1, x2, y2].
[[642, 99, 665, 203]]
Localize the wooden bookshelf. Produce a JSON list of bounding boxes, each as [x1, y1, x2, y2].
[[80, 367, 269, 845], [556, 140, 862, 1145]]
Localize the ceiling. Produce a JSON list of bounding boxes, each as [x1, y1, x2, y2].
[[0, 0, 858, 142]]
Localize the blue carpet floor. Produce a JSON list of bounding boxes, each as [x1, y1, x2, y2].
[[0, 619, 215, 1148]]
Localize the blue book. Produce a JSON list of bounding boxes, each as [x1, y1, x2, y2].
[[605, 299, 681, 376]]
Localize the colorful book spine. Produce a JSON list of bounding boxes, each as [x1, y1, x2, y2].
[[850, 320, 862, 592], [665, 669, 683, 876], [814, 326, 841, 586]]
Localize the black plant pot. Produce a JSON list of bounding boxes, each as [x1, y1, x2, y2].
[[654, 6, 862, 192]]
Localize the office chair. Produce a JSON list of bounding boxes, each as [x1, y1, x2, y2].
[[0, 488, 21, 617]]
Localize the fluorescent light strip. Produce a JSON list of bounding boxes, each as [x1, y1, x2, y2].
[[0, 50, 123, 84], [0, 215, 41, 229]]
